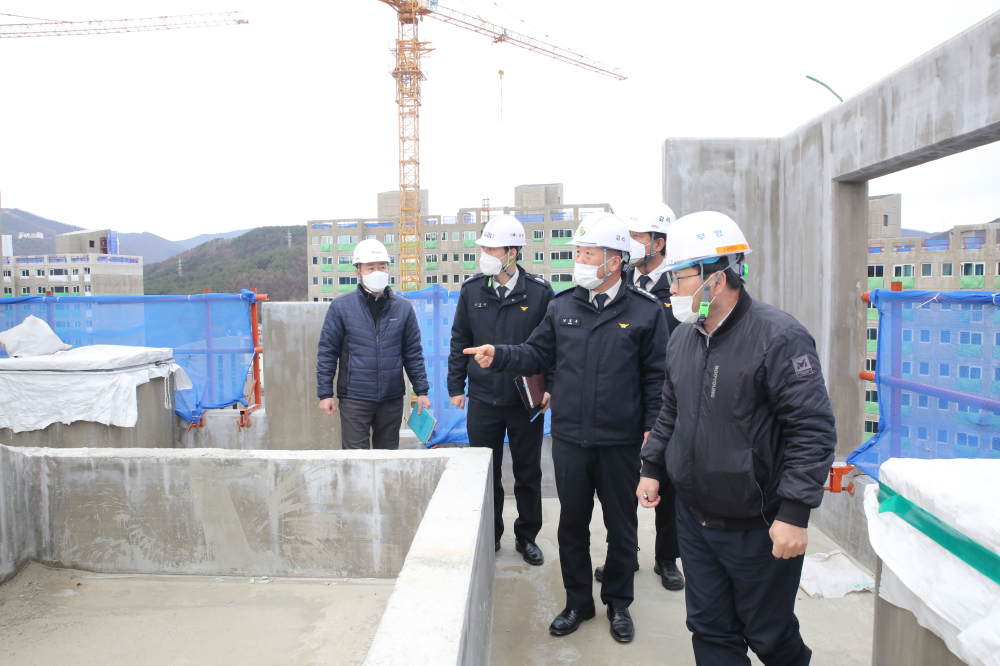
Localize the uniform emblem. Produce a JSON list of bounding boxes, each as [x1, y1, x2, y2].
[[474, 302, 489, 309], [664, 303, 671, 308], [560, 318, 581, 326], [792, 355, 813, 377], [521, 306, 528, 311], [619, 323, 629, 329]]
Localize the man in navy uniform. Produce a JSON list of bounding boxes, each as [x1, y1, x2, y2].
[[448, 215, 553, 565]]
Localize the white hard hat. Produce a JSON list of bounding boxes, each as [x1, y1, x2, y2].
[[353, 238, 390, 265], [627, 204, 676, 234], [475, 214, 526, 247], [664, 211, 751, 270], [568, 213, 631, 252]]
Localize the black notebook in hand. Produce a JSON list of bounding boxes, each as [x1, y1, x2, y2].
[[514, 374, 546, 420]]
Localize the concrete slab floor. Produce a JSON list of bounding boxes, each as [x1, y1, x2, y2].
[[491, 498, 873, 665], [0, 563, 393, 666]]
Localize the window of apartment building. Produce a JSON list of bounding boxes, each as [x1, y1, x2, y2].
[[338, 277, 357, 285], [533, 252, 544, 262], [463, 253, 476, 262], [89, 240, 95, 248], [20, 269, 28, 277], [21, 287, 29, 295], [865, 421, 879, 434], [995, 261, 1000, 276], [865, 358, 877, 373], [942, 262, 954, 276], [389, 255, 395, 265], [865, 389, 878, 403], [920, 329, 930, 342], [366, 235, 376, 241], [463, 231, 476, 241], [390, 276, 396, 285], [961, 303, 985, 322], [36, 287, 45, 294], [958, 366, 982, 380], [551, 229, 573, 239], [867, 327, 878, 341], [462, 275, 470, 282], [921, 263, 932, 277], [961, 262, 985, 276], [313, 297, 319, 302], [448, 253, 458, 262], [3, 287, 10, 295], [312, 277, 318, 285], [918, 427, 929, 440], [551, 251, 573, 261], [452, 275, 459, 284], [336, 256, 350, 265], [71, 268, 79, 275], [426, 275, 438, 284], [939, 363, 950, 377], [441, 253, 448, 262], [902, 329, 912, 342], [312, 256, 318, 265], [84, 286, 91, 294], [867, 265, 883, 278], [425, 232, 437, 241], [322, 236, 333, 245], [441, 274, 449, 283], [959, 332, 983, 346], [338, 235, 357, 244], [883, 214, 889, 227], [84, 267, 90, 275], [36, 269, 45, 277], [940, 330, 951, 343], [311, 236, 318, 245], [917, 394, 928, 408], [893, 264, 914, 277], [2, 269, 9, 277], [918, 362, 929, 375], [451, 232, 459, 241], [385, 234, 395, 244], [322, 277, 335, 286], [425, 254, 438, 263], [903, 361, 912, 374], [901, 393, 911, 407], [533, 229, 544, 241], [551, 273, 573, 284]]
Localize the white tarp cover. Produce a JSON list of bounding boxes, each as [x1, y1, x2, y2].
[[0, 345, 192, 432], [0, 315, 71, 357], [798, 550, 874, 599], [865, 458, 1000, 666]]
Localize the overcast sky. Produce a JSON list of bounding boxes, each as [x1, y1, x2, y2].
[[0, 0, 998, 240]]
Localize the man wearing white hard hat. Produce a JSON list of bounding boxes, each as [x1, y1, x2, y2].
[[464, 213, 668, 644], [317, 238, 430, 450], [447, 215, 554, 565], [637, 211, 836, 666], [592, 203, 685, 592]]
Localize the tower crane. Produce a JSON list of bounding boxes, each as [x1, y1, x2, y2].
[[375, 1, 624, 291], [0, 12, 248, 242]]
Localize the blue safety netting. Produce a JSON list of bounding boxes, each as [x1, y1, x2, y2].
[[848, 289, 1000, 479], [402, 284, 551, 448], [0, 291, 258, 423]]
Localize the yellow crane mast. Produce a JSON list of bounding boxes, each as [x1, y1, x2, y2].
[[376, 0, 624, 291]]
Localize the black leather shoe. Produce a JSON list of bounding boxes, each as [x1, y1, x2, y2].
[[594, 559, 640, 582], [548, 603, 596, 636], [606, 603, 634, 643], [653, 559, 685, 590], [515, 540, 544, 566], [495, 540, 500, 553]]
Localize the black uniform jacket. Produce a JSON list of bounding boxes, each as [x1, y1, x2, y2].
[[490, 280, 669, 447], [640, 289, 837, 530], [624, 265, 681, 334], [447, 266, 555, 407]]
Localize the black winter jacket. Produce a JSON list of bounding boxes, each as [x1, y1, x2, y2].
[[316, 285, 429, 402], [624, 265, 681, 335], [447, 267, 555, 406], [490, 281, 669, 447], [640, 290, 836, 530]]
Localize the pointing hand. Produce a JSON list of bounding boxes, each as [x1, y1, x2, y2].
[[463, 345, 496, 368]]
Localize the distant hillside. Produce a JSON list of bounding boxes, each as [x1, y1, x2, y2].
[[116, 232, 187, 263], [1, 208, 85, 254], [175, 229, 252, 250], [144, 226, 307, 301]]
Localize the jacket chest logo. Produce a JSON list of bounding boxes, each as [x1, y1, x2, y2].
[[474, 302, 489, 309], [619, 323, 629, 329], [664, 303, 671, 308], [521, 306, 528, 311], [560, 318, 581, 326]]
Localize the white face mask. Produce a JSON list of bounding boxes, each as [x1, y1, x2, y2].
[[479, 252, 508, 277], [669, 295, 699, 324], [361, 270, 390, 295], [574, 261, 607, 290], [628, 239, 646, 266]]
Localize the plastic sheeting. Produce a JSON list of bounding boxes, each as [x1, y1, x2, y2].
[[865, 458, 1000, 666], [0, 291, 258, 423], [401, 285, 551, 448], [848, 289, 1000, 479], [0, 345, 192, 432]]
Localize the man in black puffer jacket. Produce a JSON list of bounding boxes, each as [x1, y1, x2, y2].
[[317, 239, 429, 449], [638, 212, 836, 666]]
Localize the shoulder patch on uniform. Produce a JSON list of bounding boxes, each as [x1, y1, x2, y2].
[[792, 355, 813, 378], [529, 273, 549, 285], [626, 284, 658, 303]]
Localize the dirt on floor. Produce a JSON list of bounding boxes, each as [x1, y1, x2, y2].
[[0, 563, 393, 666]]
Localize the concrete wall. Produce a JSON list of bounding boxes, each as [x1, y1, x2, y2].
[[663, 10, 1000, 458], [811, 472, 878, 572], [1, 378, 172, 449], [1, 447, 447, 581]]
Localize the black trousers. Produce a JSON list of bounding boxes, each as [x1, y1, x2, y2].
[[552, 437, 640, 610], [655, 475, 680, 561], [338, 397, 404, 450], [677, 501, 811, 666], [467, 399, 543, 544]]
